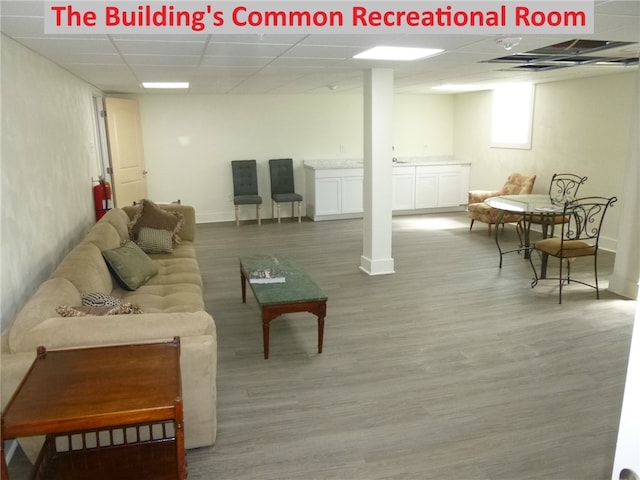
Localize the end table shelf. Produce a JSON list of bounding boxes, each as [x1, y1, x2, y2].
[[1, 338, 186, 480]]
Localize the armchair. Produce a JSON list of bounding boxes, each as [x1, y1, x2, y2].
[[467, 173, 537, 235]]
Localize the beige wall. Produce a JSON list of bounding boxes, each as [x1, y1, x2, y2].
[[453, 71, 638, 248], [132, 92, 455, 223], [0, 35, 101, 333]]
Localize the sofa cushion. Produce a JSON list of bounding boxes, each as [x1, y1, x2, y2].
[[136, 227, 173, 254], [56, 303, 144, 317], [51, 243, 113, 294], [82, 222, 122, 252], [115, 283, 205, 313], [98, 208, 132, 244], [129, 199, 184, 243], [8, 278, 81, 352], [102, 241, 159, 291]]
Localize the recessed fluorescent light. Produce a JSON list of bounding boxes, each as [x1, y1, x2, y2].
[[142, 82, 190, 89], [354, 46, 443, 61], [433, 84, 492, 92]]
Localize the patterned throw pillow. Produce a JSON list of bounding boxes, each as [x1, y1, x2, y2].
[[136, 227, 173, 254], [81, 292, 122, 307], [56, 303, 144, 317], [129, 199, 184, 244]]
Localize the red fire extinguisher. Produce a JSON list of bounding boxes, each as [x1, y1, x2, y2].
[[93, 178, 112, 221]]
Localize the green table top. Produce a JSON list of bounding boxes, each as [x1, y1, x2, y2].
[[240, 254, 327, 306]]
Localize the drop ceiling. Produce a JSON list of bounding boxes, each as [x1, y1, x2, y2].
[[1, 0, 638, 94]]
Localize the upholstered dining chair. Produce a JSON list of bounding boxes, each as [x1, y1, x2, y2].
[[231, 160, 262, 227], [268, 158, 303, 223], [467, 173, 537, 235], [529, 173, 588, 237], [529, 196, 617, 304]]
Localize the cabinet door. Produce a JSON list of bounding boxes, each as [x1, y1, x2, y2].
[[315, 178, 341, 215], [438, 173, 462, 207], [341, 176, 363, 213], [392, 173, 415, 210], [415, 173, 438, 208]]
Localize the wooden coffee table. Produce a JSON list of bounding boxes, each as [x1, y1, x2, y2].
[[1, 338, 185, 479], [239, 254, 328, 359]]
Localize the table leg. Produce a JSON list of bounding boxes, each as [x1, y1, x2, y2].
[[240, 268, 247, 303], [317, 302, 326, 354], [495, 210, 506, 268], [262, 315, 270, 360]]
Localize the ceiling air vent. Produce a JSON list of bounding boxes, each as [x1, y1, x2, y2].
[[483, 39, 639, 72]]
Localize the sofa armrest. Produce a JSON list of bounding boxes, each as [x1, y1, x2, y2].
[[9, 311, 215, 353], [468, 189, 501, 204]]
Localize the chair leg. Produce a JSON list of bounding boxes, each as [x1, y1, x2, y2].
[[291, 201, 295, 220], [559, 258, 564, 304], [297, 201, 302, 223], [487, 223, 492, 236], [272, 200, 275, 219], [257, 204, 261, 226], [594, 254, 600, 299], [235, 205, 239, 227], [469, 219, 474, 231], [277, 203, 281, 224]]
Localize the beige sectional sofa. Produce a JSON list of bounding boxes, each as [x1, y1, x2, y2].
[[1, 202, 216, 461]]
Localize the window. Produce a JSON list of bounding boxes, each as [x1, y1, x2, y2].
[[491, 83, 535, 149]]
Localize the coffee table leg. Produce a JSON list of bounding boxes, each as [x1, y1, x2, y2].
[[240, 268, 247, 303], [317, 302, 326, 354], [262, 314, 270, 360], [317, 317, 324, 354]]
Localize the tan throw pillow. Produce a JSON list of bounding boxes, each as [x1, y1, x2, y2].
[[136, 227, 173, 254], [102, 241, 159, 291], [129, 199, 184, 244], [56, 303, 144, 317]]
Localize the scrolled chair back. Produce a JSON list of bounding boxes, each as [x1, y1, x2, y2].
[[563, 196, 617, 242], [549, 173, 588, 203]]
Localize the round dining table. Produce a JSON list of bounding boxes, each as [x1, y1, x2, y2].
[[484, 193, 567, 275]]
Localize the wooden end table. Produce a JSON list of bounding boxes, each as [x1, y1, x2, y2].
[[1, 338, 186, 480], [239, 254, 328, 359]]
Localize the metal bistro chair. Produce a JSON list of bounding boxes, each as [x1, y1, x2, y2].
[[529, 173, 588, 238], [231, 160, 262, 227], [268, 158, 303, 223], [529, 195, 617, 304]]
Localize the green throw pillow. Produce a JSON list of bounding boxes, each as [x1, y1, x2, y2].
[[102, 241, 158, 291]]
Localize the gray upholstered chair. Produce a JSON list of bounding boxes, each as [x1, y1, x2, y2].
[[231, 160, 262, 227], [269, 158, 303, 223], [529, 196, 617, 303]]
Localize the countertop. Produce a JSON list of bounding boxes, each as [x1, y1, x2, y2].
[[304, 157, 470, 170]]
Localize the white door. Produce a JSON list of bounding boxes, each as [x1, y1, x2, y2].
[[104, 97, 148, 207]]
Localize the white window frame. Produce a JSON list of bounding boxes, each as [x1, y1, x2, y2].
[[491, 83, 535, 150]]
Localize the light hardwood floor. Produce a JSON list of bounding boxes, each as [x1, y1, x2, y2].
[[8, 212, 637, 479]]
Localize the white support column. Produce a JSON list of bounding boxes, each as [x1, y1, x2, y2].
[[609, 70, 640, 301], [611, 70, 640, 480], [360, 68, 395, 276]]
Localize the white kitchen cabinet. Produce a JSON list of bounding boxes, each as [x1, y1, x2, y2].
[[305, 166, 363, 220], [415, 164, 470, 209], [392, 165, 416, 211], [305, 160, 470, 221]]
